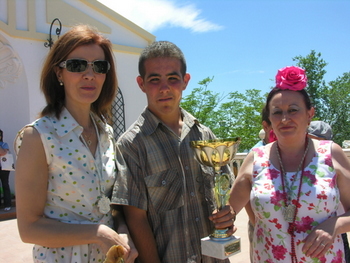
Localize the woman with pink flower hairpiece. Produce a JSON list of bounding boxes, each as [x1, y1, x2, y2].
[[228, 66, 350, 262]]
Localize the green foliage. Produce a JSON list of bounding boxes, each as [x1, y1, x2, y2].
[[181, 76, 227, 134], [324, 72, 350, 144], [293, 50, 328, 120], [216, 89, 266, 151], [294, 50, 350, 145], [181, 78, 266, 151]]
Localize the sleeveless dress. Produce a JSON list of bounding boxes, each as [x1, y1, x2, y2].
[[15, 108, 116, 263], [251, 140, 344, 263]]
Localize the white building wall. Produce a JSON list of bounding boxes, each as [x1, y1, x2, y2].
[[0, 0, 155, 195]]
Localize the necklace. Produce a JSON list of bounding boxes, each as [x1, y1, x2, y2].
[[81, 115, 110, 214], [276, 137, 309, 222], [276, 137, 309, 263], [82, 127, 94, 146]]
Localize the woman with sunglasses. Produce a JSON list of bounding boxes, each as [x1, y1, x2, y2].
[[14, 24, 137, 263]]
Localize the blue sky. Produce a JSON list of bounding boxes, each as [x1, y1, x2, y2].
[[98, 0, 350, 98]]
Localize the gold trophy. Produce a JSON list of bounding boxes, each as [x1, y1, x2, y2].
[[190, 138, 241, 260]]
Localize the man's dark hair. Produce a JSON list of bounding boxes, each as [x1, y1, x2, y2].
[[138, 41, 187, 78]]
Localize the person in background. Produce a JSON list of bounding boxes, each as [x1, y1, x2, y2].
[[111, 41, 236, 263], [229, 66, 350, 262], [14, 24, 137, 263], [0, 129, 12, 211], [250, 108, 272, 150], [307, 120, 350, 263], [307, 120, 333, 140]]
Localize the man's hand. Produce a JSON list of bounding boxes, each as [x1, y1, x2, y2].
[[209, 205, 237, 236]]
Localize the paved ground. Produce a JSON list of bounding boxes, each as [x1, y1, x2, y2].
[[0, 211, 250, 262]]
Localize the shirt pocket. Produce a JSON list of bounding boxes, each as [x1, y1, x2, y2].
[[144, 168, 184, 213]]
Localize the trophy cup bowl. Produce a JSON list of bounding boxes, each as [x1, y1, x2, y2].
[[190, 137, 241, 260]]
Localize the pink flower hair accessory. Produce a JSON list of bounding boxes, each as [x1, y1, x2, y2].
[[275, 66, 307, 91]]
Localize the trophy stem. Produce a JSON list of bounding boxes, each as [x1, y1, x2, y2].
[[211, 171, 231, 239]]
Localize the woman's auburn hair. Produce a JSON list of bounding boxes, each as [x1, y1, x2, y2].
[[40, 24, 117, 122]]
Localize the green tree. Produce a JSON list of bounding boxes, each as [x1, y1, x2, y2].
[[181, 79, 266, 152], [181, 77, 227, 133], [324, 72, 350, 145], [216, 89, 266, 151], [293, 50, 328, 120], [294, 50, 350, 145]]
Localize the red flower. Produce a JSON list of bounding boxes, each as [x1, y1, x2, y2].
[[331, 249, 344, 263], [275, 66, 307, 91], [271, 190, 285, 206], [268, 168, 280, 180], [319, 255, 327, 263], [330, 176, 336, 188], [303, 170, 317, 184], [272, 244, 287, 260], [291, 199, 302, 208], [324, 154, 333, 167], [295, 216, 314, 233], [317, 148, 327, 154], [308, 203, 315, 210], [254, 148, 264, 157], [257, 227, 264, 239], [317, 191, 328, 200], [264, 183, 272, 190], [261, 161, 269, 167]]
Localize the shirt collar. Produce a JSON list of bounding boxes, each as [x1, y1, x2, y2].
[[52, 107, 107, 138], [140, 107, 200, 136]]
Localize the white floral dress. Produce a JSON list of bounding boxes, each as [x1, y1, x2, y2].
[[251, 140, 344, 263], [15, 108, 116, 263]]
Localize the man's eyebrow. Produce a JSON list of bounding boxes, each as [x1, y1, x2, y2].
[[146, 72, 181, 79], [146, 73, 161, 79], [166, 71, 181, 77]]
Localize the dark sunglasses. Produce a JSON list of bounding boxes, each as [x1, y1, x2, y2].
[[59, 59, 110, 74]]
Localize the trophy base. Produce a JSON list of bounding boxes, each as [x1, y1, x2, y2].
[[201, 235, 241, 260]]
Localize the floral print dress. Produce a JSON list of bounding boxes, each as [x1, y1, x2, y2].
[[251, 140, 344, 263]]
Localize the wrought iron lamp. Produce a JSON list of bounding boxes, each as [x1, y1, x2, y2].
[[44, 18, 62, 49]]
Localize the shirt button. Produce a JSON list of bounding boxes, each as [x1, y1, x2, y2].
[[195, 217, 199, 222], [190, 192, 195, 197], [161, 180, 166, 186]]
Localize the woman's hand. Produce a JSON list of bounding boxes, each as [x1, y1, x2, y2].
[[118, 233, 138, 263], [302, 217, 336, 258], [97, 224, 138, 262]]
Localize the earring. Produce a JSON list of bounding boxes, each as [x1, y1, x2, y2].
[[59, 81, 63, 86]]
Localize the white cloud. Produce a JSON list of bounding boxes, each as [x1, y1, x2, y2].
[[98, 0, 223, 33]]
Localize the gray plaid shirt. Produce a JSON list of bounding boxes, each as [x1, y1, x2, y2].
[[112, 108, 231, 263]]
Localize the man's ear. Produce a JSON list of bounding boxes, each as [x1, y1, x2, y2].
[[136, 76, 146, 93], [182, 73, 191, 91]]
